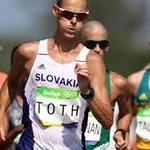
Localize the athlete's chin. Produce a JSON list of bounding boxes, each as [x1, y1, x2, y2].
[[63, 33, 77, 40]]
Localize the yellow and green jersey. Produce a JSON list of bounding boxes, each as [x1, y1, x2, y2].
[[134, 69, 150, 150]]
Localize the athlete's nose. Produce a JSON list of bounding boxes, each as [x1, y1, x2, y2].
[[70, 15, 77, 25], [94, 44, 100, 53]]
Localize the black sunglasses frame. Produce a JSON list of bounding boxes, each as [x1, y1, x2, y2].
[[56, 5, 89, 21], [82, 39, 109, 50]]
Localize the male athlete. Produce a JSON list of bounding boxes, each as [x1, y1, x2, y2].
[[0, 1, 113, 150], [81, 20, 132, 150]]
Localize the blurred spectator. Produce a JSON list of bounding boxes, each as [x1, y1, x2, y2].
[[8, 45, 24, 150], [0, 46, 24, 150]]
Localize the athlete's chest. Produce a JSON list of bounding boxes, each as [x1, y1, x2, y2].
[[134, 78, 150, 104], [32, 56, 78, 89]]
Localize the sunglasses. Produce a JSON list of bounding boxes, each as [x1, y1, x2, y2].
[[56, 5, 89, 21], [82, 39, 109, 50]]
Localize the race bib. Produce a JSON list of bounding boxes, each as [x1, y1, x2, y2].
[[136, 107, 150, 140], [85, 111, 102, 142], [35, 87, 80, 126]]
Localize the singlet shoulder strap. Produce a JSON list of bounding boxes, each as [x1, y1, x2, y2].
[[37, 39, 48, 54], [136, 70, 149, 96], [75, 46, 90, 62]]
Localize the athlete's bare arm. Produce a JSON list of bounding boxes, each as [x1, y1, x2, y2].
[[112, 72, 132, 131], [76, 51, 113, 128], [111, 72, 132, 150], [0, 41, 38, 140]]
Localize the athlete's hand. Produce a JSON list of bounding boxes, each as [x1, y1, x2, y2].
[[113, 131, 131, 150], [14, 124, 24, 134], [75, 63, 91, 94]]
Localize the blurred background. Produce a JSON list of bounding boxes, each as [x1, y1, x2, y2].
[[0, 0, 150, 77]]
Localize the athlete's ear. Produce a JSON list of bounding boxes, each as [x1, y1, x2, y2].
[[53, 4, 59, 17]]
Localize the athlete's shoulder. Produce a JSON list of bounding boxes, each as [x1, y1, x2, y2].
[[11, 41, 41, 72], [127, 70, 145, 95], [17, 41, 40, 59], [110, 71, 127, 91], [127, 70, 145, 87]]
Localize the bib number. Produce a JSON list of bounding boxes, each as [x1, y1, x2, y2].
[[136, 107, 150, 140], [35, 87, 80, 126], [85, 111, 102, 142]]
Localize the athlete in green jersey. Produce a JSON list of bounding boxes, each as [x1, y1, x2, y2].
[[82, 70, 110, 150], [81, 20, 132, 150]]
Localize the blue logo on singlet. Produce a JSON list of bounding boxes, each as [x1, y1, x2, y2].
[[35, 73, 78, 87], [38, 64, 46, 69]]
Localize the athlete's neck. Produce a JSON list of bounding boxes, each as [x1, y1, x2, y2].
[[53, 31, 80, 53]]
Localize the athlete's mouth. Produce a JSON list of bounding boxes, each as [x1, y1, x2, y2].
[[68, 27, 76, 32]]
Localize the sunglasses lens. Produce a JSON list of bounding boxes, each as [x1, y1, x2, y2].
[[99, 40, 109, 49], [77, 13, 88, 21], [83, 40, 109, 50], [61, 11, 74, 20], [83, 41, 96, 49], [60, 10, 88, 21]]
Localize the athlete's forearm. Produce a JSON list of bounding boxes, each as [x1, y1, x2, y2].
[[116, 106, 132, 133], [87, 87, 113, 128], [88, 65, 113, 127], [117, 113, 132, 131], [87, 52, 113, 128], [116, 94, 133, 130]]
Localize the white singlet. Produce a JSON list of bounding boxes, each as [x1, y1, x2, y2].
[[16, 39, 90, 150]]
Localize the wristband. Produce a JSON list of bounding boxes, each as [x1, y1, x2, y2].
[[80, 87, 95, 101], [114, 129, 127, 140]]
